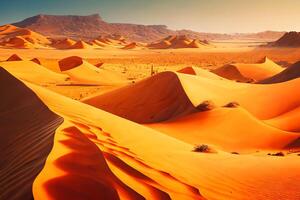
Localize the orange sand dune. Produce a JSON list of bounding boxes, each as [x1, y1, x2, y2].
[[148, 107, 300, 151], [0, 36, 35, 48], [6, 54, 23, 61], [92, 39, 108, 47], [177, 66, 224, 80], [265, 106, 300, 132], [0, 24, 51, 48], [0, 60, 69, 84], [0, 68, 63, 200], [58, 56, 128, 85], [69, 40, 93, 49], [122, 42, 143, 50], [22, 76, 300, 200], [213, 57, 284, 82], [259, 60, 300, 84], [147, 40, 171, 49], [30, 57, 41, 65], [83, 72, 199, 123], [83, 71, 300, 121], [51, 38, 76, 49], [188, 39, 211, 48]]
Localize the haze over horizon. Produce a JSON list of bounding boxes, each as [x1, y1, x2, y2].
[[1, 0, 300, 33]]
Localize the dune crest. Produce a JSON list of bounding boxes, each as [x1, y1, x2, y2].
[[259, 60, 300, 84], [0, 68, 63, 200], [58, 56, 127, 85], [6, 54, 23, 61], [212, 57, 283, 82]]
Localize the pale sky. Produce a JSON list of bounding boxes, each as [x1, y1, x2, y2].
[[0, 0, 299, 33]]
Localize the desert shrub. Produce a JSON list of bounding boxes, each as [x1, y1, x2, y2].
[[193, 144, 210, 153], [224, 102, 240, 108], [196, 100, 215, 111]]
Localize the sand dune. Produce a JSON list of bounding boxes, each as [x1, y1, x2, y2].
[[30, 57, 41, 65], [266, 106, 300, 132], [122, 42, 141, 50], [51, 38, 76, 49], [259, 60, 300, 84], [83, 72, 200, 123], [58, 56, 128, 85], [148, 107, 299, 151], [0, 60, 69, 84], [0, 68, 63, 200], [69, 40, 93, 49], [212, 57, 283, 82], [0, 24, 50, 48], [6, 54, 23, 61], [147, 39, 171, 49]]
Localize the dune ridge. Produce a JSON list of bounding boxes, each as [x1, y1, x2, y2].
[[212, 57, 283, 82], [0, 68, 63, 200], [58, 56, 128, 85], [259, 60, 300, 84]]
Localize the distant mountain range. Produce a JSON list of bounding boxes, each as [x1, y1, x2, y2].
[[12, 14, 285, 42]]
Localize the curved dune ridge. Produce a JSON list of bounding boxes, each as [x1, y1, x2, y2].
[[58, 56, 128, 85], [83, 72, 201, 123], [0, 59, 69, 84], [212, 57, 283, 82], [259, 60, 300, 84], [148, 107, 300, 151], [0, 68, 63, 200], [265, 106, 300, 132]]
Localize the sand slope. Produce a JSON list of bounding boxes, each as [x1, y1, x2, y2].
[[58, 56, 128, 85], [259, 60, 300, 84], [83, 72, 200, 123], [0, 24, 50, 48], [148, 107, 299, 151], [0, 68, 63, 200], [213, 57, 283, 82], [266, 106, 300, 132], [0, 60, 69, 85]]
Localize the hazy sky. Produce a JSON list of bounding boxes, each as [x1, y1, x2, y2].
[[0, 0, 300, 33]]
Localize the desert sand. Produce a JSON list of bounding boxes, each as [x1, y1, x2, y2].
[[1, 25, 300, 200]]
